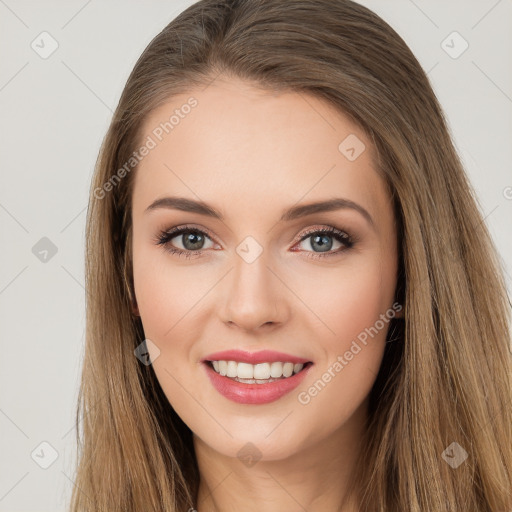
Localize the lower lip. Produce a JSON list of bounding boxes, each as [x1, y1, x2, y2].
[[202, 362, 313, 404]]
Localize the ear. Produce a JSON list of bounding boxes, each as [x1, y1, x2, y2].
[[394, 306, 404, 319], [130, 297, 140, 316], [122, 227, 140, 316]]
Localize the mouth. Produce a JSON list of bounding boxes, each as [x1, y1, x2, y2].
[[201, 353, 314, 404], [204, 359, 313, 384]]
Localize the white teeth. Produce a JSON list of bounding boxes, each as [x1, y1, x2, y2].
[[253, 363, 270, 380], [270, 362, 283, 378], [282, 362, 294, 377], [237, 362, 254, 379], [209, 360, 305, 379], [226, 361, 238, 378]]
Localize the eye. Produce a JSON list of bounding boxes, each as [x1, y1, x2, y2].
[[154, 225, 216, 259], [154, 224, 355, 260], [292, 226, 354, 259]]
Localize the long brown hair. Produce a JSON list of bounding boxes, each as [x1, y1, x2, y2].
[[69, 1, 512, 510]]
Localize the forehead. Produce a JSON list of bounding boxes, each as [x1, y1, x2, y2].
[[132, 77, 390, 223]]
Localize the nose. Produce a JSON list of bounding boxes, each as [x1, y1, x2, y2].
[[218, 250, 289, 333]]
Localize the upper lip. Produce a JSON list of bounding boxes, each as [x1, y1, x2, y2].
[[201, 349, 311, 365]]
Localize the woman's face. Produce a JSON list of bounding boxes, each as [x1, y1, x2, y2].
[[130, 76, 399, 461]]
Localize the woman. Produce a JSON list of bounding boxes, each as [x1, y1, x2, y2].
[[70, 0, 512, 510]]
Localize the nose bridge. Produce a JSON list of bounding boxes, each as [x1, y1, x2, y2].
[[220, 244, 285, 330]]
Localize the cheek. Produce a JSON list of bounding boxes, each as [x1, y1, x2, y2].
[[293, 255, 396, 348], [133, 256, 171, 335], [132, 239, 204, 338], [291, 261, 396, 436]]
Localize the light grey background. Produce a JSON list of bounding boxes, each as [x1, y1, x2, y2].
[[0, 1, 511, 510]]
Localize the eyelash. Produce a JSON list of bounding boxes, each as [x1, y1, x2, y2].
[[154, 224, 355, 260]]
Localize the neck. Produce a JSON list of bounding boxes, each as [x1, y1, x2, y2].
[[192, 399, 368, 512]]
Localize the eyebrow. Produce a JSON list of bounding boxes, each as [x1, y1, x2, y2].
[[145, 196, 374, 227]]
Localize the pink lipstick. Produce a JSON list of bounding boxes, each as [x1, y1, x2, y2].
[[201, 349, 313, 405]]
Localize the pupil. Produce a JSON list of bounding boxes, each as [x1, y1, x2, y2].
[[311, 234, 332, 252], [183, 232, 204, 250]]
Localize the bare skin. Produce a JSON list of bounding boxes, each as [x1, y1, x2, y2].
[[130, 75, 400, 512]]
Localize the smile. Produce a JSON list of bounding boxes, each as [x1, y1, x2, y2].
[[209, 360, 306, 383], [201, 350, 313, 404]]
